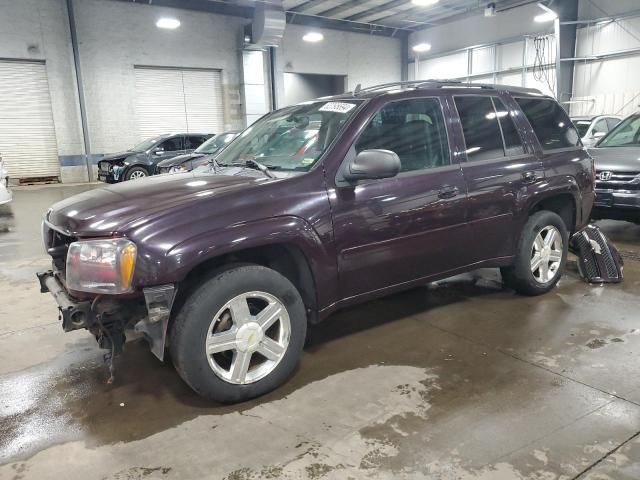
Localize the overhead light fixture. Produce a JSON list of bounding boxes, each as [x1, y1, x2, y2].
[[303, 32, 324, 43], [156, 17, 181, 29], [412, 43, 432, 53], [412, 0, 439, 6], [534, 3, 557, 22]]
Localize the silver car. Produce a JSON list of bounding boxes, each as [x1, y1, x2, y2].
[[573, 115, 621, 148]]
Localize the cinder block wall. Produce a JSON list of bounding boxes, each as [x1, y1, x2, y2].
[[0, 0, 85, 182], [0, 0, 403, 183]]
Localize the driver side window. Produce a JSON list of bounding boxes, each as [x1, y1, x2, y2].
[[355, 98, 450, 173], [159, 137, 183, 152]]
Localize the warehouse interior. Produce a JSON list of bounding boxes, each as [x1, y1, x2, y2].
[[2, 0, 640, 479]]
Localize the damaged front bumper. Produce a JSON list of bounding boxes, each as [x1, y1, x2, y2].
[[37, 270, 176, 360]]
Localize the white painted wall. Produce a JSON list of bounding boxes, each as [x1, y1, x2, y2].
[[0, 0, 84, 181], [276, 23, 401, 103], [571, 12, 640, 117], [73, 0, 245, 155]]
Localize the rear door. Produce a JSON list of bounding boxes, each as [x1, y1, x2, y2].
[[451, 93, 544, 262]]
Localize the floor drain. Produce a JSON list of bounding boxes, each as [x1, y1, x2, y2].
[[619, 250, 640, 262]]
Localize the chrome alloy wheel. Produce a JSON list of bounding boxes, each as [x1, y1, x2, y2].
[[530, 225, 563, 283], [129, 170, 147, 180], [205, 291, 291, 385]]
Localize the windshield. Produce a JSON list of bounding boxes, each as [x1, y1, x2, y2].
[[215, 100, 363, 171], [598, 114, 640, 147], [131, 135, 167, 152], [574, 120, 591, 138], [196, 132, 238, 154]]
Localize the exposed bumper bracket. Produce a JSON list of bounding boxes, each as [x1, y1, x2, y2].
[[36, 270, 93, 331], [135, 284, 176, 361]]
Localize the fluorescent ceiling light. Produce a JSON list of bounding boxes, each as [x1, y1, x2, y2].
[[534, 11, 557, 22], [303, 32, 324, 42], [412, 43, 432, 53], [156, 17, 181, 29], [412, 0, 439, 6]]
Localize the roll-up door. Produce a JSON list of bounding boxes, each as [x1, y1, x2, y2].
[[134, 67, 224, 140], [0, 61, 59, 180]]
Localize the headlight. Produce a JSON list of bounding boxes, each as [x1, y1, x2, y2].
[[169, 165, 188, 173], [66, 238, 137, 294]]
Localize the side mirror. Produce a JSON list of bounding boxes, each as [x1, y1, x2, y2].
[[343, 149, 400, 182], [154, 147, 165, 156]]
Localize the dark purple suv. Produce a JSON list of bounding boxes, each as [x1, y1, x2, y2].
[[38, 81, 595, 403]]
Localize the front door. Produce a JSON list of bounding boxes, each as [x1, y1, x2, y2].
[[329, 96, 470, 300]]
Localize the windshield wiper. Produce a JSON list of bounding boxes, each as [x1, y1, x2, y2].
[[243, 159, 275, 178]]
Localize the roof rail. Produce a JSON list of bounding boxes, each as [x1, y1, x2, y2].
[[351, 80, 543, 96]]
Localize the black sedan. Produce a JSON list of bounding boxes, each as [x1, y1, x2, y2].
[[97, 133, 213, 183], [156, 131, 240, 174]]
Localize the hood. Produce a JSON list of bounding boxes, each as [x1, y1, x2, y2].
[[99, 151, 140, 162], [157, 153, 206, 168], [46, 170, 280, 236], [588, 147, 640, 172]]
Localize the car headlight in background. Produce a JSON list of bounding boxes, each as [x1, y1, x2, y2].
[[169, 165, 188, 173], [66, 238, 137, 294]]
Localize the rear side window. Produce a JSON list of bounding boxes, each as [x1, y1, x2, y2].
[[454, 96, 506, 161], [515, 98, 579, 150], [593, 119, 608, 135], [185, 135, 206, 149], [493, 98, 525, 156], [606, 118, 620, 130], [355, 98, 450, 173]]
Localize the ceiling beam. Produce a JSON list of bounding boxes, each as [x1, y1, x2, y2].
[[288, 0, 322, 13], [315, 0, 371, 18], [345, 0, 409, 22], [286, 11, 411, 37], [367, 2, 471, 28]]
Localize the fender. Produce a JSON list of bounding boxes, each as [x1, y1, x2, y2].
[[132, 215, 337, 310], [518, 174, 581, 227]]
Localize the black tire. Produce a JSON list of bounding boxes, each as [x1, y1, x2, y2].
[[501, 210, 569, 296], [169, 264, 307, 403], [125, 166, 148, 181]]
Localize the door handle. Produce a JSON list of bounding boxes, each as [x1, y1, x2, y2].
[[522, 171, 538, 184], [438, 185, 459, 199]]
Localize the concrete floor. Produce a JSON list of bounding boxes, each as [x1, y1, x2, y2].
[[1, 185, 640, 480]]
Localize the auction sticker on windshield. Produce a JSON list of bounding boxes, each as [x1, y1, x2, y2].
[[319, 102, 356, 113]]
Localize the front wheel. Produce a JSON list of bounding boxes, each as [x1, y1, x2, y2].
[[501, 210, 569, 296], [125, 166, 148, 181], [169, 265, 307, 403]]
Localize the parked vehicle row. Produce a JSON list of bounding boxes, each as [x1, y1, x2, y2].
[[571, 115, 621, 148], [39, 80, 595, 403], [97, 133, 213, 183], [156, 131, 240, 174]]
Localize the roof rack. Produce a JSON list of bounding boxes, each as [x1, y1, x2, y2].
[[351, 80, 542, 96]]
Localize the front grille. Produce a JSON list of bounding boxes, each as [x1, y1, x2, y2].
[[595, 170, 640, 191], [42, 222, 76, 272]]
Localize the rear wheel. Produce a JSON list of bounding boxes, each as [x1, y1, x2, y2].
[[501, 211, 569, 296], [169, 265, 307, 403], [125, 166, 148, 180]]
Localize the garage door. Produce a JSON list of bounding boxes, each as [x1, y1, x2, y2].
[[0, 61, 59, 180], [134, 67, 224, 140]]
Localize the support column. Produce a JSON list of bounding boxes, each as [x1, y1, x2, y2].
[[556, 0, 578, 103]]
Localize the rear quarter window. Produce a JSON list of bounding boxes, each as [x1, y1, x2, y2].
[[515, 98, 580, 151]]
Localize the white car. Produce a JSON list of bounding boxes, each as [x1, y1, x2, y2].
[[572, 115, 622, 148], [0, 156, 11, 205]]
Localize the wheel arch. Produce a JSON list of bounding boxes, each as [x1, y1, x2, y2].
[[528, 192, 577, 234]]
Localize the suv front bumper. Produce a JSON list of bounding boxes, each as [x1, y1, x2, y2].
[[37, 270, 176, 360]]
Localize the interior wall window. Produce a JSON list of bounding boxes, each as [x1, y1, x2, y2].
[[515, 98, 579, 150], [493, 98, 525, 156], [454, 96, 506, 161], [355, 98, 450, 173]]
